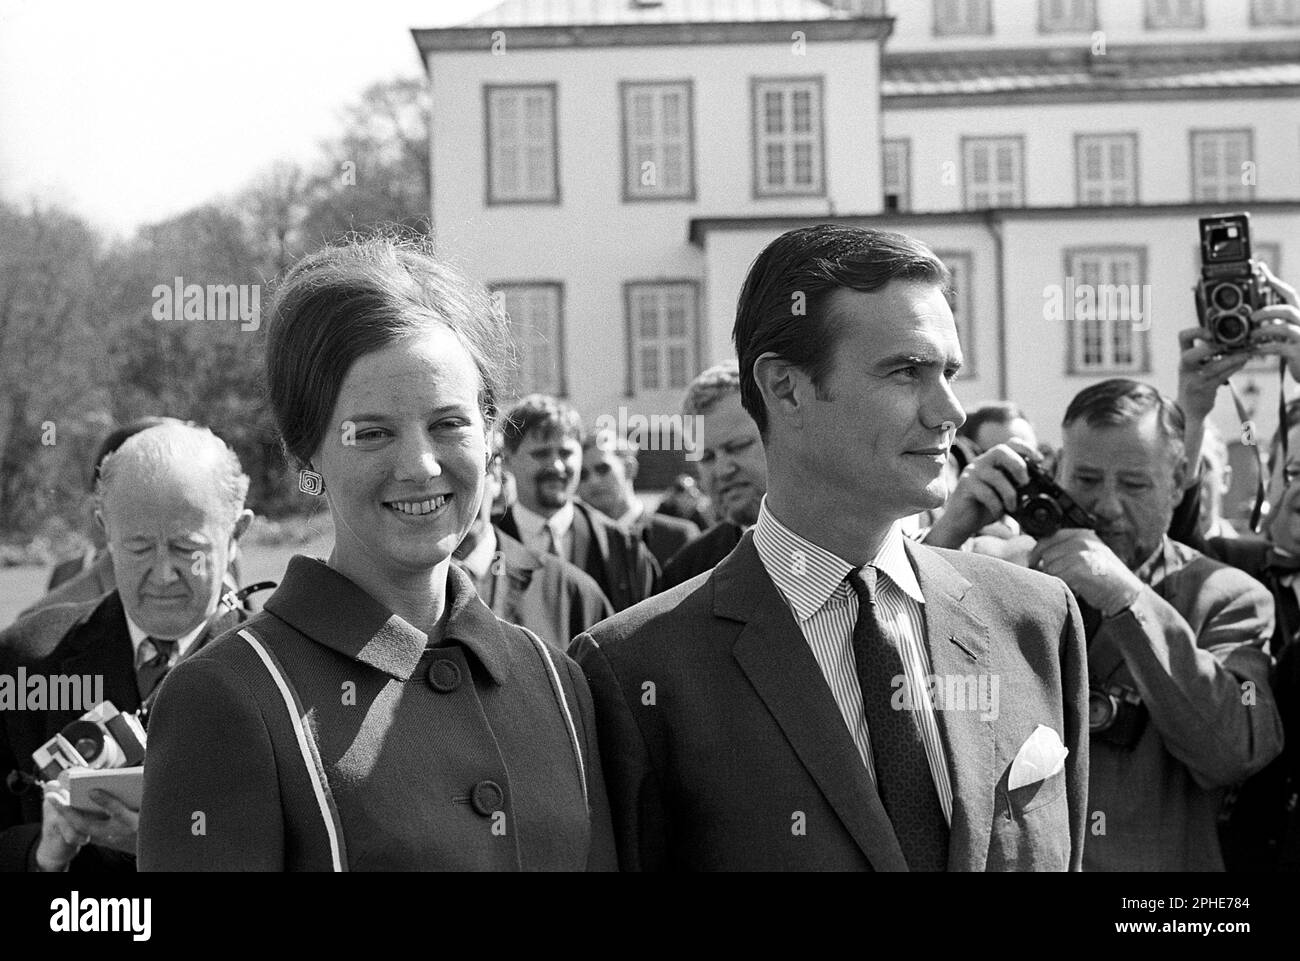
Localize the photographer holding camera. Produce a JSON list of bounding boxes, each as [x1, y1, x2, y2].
[[927, 379, 1282, 870]]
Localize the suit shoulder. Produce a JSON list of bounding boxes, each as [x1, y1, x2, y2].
[[921, 544, 1068, 598], [1168, 541, 1272, 601], [0, 598, 99, 663], [582, 570, 713, 651], [648, 513, 698, 537]]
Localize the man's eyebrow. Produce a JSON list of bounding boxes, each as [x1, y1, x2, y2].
[[874, 352, 963, 371]]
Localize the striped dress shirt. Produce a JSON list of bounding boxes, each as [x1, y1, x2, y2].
[[753, 497, 954, 825]]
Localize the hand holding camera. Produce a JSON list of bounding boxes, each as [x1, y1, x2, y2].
[[1029, 528, 1144, 618]]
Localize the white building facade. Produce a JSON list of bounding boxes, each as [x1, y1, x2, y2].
[[415, 0, 1300, 506]]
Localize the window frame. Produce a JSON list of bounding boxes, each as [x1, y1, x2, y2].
[[1038, 0, 1098, 34], [749, 76, 827, 200], [931, 250, 974, 378], [1074, 132, 1140, 206], [1062, 246, 1151, 376], [1144, 0, 1205, 29], [933, 0, 993, 36], [491, 281, 567, 397], [960, 135, 1027, 210], [619, 79, 697, 203], [883, 137, 912, 213], [1188, 128, 1255, 203], [483, 83, 561, 207], [623, 280, 703, 398]]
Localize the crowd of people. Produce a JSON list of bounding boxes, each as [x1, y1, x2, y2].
[[1, 223, 1298, 871]]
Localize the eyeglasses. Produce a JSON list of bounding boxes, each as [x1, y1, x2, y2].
[[579, 463, 612, 482]]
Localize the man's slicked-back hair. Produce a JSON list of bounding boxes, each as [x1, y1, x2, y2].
[[732, 224, 952, 437], [264, 232, 514, 468], [681, 360, 741, 417], [1062, 379, 1186, 454], [958, 401, 1026, 444], [500, 394, 584, 454]]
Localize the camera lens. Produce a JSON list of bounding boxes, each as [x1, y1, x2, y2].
[[1019, 495, 1063, 538], [1213, 314, 1248, 346], [1211, 282, 1243, 311], [1089, 691, 1117, 731]]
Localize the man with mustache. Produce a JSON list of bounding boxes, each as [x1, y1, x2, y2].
[[498, 395, 657, 612], [658, 362, 769, 591], [929, 378, 1283, 870], [573, 225, 1089, 871]]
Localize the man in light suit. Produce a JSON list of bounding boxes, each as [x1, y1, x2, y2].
[[930, 379, 1283, 871], [572, 225, 1089, 871]]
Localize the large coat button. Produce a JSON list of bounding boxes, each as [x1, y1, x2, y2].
[[471, 780, 504, 816], [426, 659, 461, 692]]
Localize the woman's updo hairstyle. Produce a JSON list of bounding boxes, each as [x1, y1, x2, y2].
[[264, 233, 514, 468]]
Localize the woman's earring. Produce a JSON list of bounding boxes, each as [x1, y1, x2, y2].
[[298, 467, 324, 496]]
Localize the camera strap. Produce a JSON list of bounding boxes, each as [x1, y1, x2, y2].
[[1229, 361, 1286, 534]]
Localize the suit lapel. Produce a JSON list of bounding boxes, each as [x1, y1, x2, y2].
[[904, 541, 996, 872], [719, 536, 909, 871], [58, 593, 142, 714]]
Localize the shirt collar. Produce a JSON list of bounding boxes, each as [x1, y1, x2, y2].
[[458, 524, 499, 580], [264, 556, 510, 685], [124, 612, 206, 663], [617, 499, 644, 528], [752, 495, 923, 624], [513, 500, 574, 542], [1132, 537, 1170, 586]]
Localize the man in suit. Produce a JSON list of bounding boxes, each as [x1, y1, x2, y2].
[[929, 378, 1283, 870], [0, 422, 252, 872], [455, 451, 613, 649], [658, 362, 768, 590], [579, 430, 698, 568], [498, 394, 657, 611], [573, 224, 1089, 871]]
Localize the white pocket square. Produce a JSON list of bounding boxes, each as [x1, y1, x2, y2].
[[1008, 724, 1069, 790]]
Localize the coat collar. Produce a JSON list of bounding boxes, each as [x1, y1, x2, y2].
[[265, 556, 510, 685]]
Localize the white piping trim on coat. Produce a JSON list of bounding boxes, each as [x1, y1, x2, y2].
[[523, 630, 589, 810], [238, 628, 344, 872]]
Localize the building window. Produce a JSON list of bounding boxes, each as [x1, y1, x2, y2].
[[962, 137, 1024, 209], [494, 283, 565, 395], [1252, 0, 1300, 26], [933, 0, 992, 35], [625, 282, 699, 395], [1076, 134, 1138, 205], [1145, 0, 1203, 28], [751, 78, 824, 198], [883, 139, 911, 212], [622, 81, 694, 201], [1039, 0, 1095, 32], [1064, 248, 1149, 374], [1190, 129, 1254, 202], [485, 85, 558, 205], [933, 251, 974, 377]]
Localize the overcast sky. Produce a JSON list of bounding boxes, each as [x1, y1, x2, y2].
[[0, 0, 499, 237]]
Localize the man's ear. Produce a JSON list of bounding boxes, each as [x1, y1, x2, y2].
[[93, 509, 108, 541], [231, 509, 255, 544], [624, 456, 639, 484], [1171, 457, 1189, 505], [752, 352, 807, 432]]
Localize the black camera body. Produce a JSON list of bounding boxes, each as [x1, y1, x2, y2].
[[1089, 681, 1148, 750], [1010, 462, 1098, 538], [1195, 212, 1278, 351]]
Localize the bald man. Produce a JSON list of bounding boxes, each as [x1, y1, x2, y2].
[[0, 423, 253, 872]]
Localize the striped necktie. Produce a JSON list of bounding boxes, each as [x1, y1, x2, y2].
[[848, 567, 949, 871], [136, 636, 178, 701]]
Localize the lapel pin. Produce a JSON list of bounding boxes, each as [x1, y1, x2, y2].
[[949, 634, 978, 662]]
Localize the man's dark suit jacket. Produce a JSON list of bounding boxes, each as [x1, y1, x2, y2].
[[1203, 535, 1300, 871], [497, 501, 658, 612], [0, 593, 142, 872], [0, 592, 244, 872], [658, 520, 743, 591], [571, 532, 1089, 871], [629, 511, 698, 569]]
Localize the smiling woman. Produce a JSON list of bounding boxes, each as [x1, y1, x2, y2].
[[137, 234, 616, 871]]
